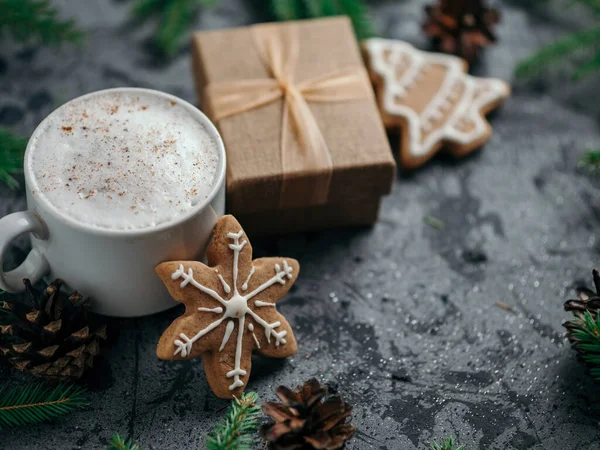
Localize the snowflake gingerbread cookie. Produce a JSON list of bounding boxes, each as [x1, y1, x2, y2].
[[363, 38, 510, 168], [155, 215, 298, 399]]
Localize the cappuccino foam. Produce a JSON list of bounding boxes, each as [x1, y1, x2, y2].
[[29, 90, 220, 230]]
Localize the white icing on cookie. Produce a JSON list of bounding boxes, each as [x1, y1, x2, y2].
[[241, 266, 255, 291], [248, 323, 261, 348], [198, 307, 223, 313], [169, 231, 292, 391], [254, 301, 275, 307], [364, 38, 510, 158], [220, 320, 235, 351], [216, 271, 231, 294]]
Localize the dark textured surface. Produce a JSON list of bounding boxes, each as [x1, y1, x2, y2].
[[1, 1, 600, 449]]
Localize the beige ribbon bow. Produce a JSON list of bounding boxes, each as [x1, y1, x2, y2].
[[204, 23, 372, 207]]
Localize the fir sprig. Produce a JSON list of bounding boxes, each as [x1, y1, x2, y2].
[[131, 0, 375, 57], [516, 1, 600, 80], [429, 437, 530, 450], [131, 0, 219, 57], [516, 25, 600, 79], [564, 311, 600, 381], [519, 0, 600, 168], [270, 0, 375, 40], [424, 214, 446, 230], [578, 150, 600, 172], [0, 128, 28, 190], [108, 434, 143, 450], [271, 0, 303, 20], [0, 0, 83, 46], [574, 0, 600, 15], [430, 437, 464, 450], [0, 383, 86, 429], [206, 392, 261, 450]]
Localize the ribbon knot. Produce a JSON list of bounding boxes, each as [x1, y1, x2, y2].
[[203, 23, 372, 207], [277, 78, 291, 94]]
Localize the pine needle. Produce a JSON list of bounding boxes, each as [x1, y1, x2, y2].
[[206, 392, 261, 450], [0, 383, 87, 429], [572, 0, 600, 15], [429, 437, 531, 450], [270, 0, 304, 21], [0, 128, 28, 190], [430, 437, 464, 450], [269, 0, 376, 40], [130, 0, 375, 56], [108, 434, 143, 450], [577, 150, 600, 172], [337, 0, 374, 40], [572, 48, 600, 79], [516, 24, 600, 79], [303, 0, 324, 17], [424, 215, 446, 230], [131, 0, 218, 57], [565, 311, 600, 382], [0, 0, 83, 46], [320, 0, 338, 16]]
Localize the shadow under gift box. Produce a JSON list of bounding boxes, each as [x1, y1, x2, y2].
[[191, 17, 396, 235]]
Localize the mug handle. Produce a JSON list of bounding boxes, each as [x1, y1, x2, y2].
[[0, 211, 49, 292]]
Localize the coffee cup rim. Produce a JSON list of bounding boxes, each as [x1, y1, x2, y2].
[[24, 87, 227, 237]]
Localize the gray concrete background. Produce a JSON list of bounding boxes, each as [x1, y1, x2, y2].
[[1, 0, 600, 448]]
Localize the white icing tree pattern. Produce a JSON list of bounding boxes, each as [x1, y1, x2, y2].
[[364, 38, 510, 161], [169, 230, 293, 392]]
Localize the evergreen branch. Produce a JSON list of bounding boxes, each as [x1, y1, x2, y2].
[[424, 215, 446, 230], [515, 25, 600, 78], [337, 0, 375, 40], [131, 0, 218, 57], [572, 48, 600, 79], [565, 311, 600, 381], [430, 437, 464, 450], [0, 128, 28, 190], [108, 434, 143, 450], [270, 0, 303, 21], [0, 0, 84, 46], [577, 150, 600, 172], [130, 0, 375, 56], [320, 0, 338, 16], [206, 392, 261, 450], [268, 0, 376, 40], [0, 383, 86, 429], [304, 0, 324, 17], [570, 0, 600, 15], [429, 437, 530, 450], [156, 0, 196, 57]]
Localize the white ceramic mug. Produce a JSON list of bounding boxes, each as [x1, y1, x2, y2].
[[0, 88, 226, 317]]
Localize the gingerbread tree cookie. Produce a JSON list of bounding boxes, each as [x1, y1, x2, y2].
[[155, 215, 298, 399], [363, 38, 510, 168]]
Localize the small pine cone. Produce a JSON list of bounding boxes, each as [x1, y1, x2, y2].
[[0, 279, 107, 380], [423, 0, 501, 63], [261, 378, 356, 450], [564, 268, 600, 323]]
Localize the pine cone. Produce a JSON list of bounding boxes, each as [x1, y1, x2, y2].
[[0, 279, 107, 380], [423, 0, 501, 63], [564, 269, 600, 320], [261, 378, 356, 450]]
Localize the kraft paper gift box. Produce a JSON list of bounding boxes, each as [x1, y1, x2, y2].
[[191, 16, 395, 234]]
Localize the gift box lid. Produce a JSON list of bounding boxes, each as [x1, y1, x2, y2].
[[192, 17, 396, 215]]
